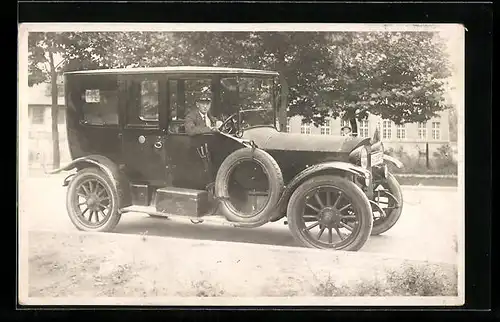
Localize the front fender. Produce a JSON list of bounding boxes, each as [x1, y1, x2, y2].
[[47, 155, 132, 208], [272, 161, 372, 220]]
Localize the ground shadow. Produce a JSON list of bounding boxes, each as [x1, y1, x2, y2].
[[114, 214, 304, 248]]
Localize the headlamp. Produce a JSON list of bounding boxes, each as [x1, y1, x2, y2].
[[349, 146, 370, 169]]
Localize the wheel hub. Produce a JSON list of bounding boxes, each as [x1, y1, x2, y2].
[[319, 207, 340, 226], [86, 194, 99, 211]]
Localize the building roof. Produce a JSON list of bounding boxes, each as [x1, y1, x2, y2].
[[64, 66, 280, 76]]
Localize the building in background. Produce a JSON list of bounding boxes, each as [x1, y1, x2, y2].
[[27, 77, 71, 169], [286, 110, 451, 158]]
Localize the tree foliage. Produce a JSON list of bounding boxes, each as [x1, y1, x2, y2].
[[172, 31, 452, 125], [326, 32, 452, 124], [29, 30, 453, 132], [28, 32, 65, 86]]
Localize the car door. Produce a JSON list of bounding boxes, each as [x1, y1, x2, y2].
[[164, 77, 216, 190], [121, 76, 169, 186]]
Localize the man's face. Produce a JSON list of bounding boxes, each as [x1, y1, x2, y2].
[[196, 100, 211, 114]]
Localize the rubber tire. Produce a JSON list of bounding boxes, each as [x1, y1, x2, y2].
[[66, 167, 121, 232], [215, 147, 284, 223], [371, 172, 403, 236], [287, 175, 373, 251]]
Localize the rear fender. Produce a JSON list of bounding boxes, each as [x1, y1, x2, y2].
[[274, 161, 372, 217], [46, 155, 132, 208]]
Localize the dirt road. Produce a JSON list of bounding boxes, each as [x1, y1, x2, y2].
[[19, 173, 461, 264]]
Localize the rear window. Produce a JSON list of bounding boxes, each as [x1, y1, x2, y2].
[[70, 75, 119, 126]]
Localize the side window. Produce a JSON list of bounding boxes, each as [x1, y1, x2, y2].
[[82, 85, 119, 126], [168, 78, 211, 134], [126, 78, 159, 127], [140, 80, 159, 121]]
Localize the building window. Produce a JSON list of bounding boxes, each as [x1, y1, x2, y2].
[[432, 122, 441, 140], [30, 106, 45, 124], [320, 120, 331, 135], [359, 119, 369, 138], [286, 118, 290, 133], [418, 122, 427, 140], [300, 122, 311, 134], [382, 120, 392, 139], [396, 123, 406, 139]]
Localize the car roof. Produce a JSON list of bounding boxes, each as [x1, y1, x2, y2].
[[64, 66, 280, 76]]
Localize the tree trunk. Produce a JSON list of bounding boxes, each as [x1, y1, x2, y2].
[[278, 71, 289, 131], [48, 49, 60, 169], [275, 47, 288, 132], [350, 117, 358, 136]]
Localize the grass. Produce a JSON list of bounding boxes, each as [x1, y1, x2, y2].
[[191, 280, 225, 297], [312, 264, 458, 297]]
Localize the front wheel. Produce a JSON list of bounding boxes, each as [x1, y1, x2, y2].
[[287, 175, 373, 251], [66, 167, 121, 232], [370, 172, 403, 235]]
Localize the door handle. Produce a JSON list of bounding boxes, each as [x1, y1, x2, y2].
[[154, 141, 163, 149]]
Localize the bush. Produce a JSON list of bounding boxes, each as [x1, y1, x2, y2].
[[433, 144, 457, 174], [384, 145, 457, 175]]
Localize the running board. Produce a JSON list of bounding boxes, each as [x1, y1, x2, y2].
[[119, 205, 239, 227]]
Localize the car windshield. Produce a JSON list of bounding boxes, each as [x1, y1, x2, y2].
[[220, 76, 275, 128]]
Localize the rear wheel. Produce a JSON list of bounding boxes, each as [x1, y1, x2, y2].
[[66, 167, 121, 232], [287, 175, 373, 251]]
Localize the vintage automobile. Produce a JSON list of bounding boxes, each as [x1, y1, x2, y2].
[[47, 66, 404, 251]]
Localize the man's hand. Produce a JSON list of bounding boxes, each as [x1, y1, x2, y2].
[[215, 120, 223, 128]]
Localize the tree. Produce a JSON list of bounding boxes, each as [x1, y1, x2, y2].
[[29, 30, 452, 164], [62, 32, 181, 71], [173, 32, 337, 129], [173, 31, 452, 128], [326, 31, 453, 125], [28, 32, 67, 169]]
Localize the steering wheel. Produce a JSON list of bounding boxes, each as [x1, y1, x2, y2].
[[218, 113, 238, 135]]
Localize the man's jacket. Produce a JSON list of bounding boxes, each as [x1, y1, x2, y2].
[[184, 109, 217, 136]]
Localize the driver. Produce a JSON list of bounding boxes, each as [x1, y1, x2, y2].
[[184, 92, 222, 136]]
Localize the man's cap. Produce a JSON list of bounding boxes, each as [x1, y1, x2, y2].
[[196, 92, 212, 102]]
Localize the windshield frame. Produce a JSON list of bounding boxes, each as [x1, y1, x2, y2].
[[217, 74, 279, 132]]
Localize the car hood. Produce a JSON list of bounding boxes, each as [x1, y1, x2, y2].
[[241, 126, 370, 153]]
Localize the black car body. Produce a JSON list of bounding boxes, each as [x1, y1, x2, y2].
[[48, 66, 404, 251]]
